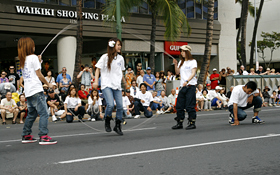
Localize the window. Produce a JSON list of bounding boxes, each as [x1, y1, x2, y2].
[[186, 0, 194, 18], [203, 0, 208, 20], [195, 1, 202, 19], [96, 0, 105, 9], [178, 0, 186, 15], [46, 0, 58, 4], [214, 0, 218, 20], [84, 0, 95, 8], [139, 2, 148, 14], [59, 0, 71, 6], [130, 6, 139, 13], [32, 0, 45, 3]]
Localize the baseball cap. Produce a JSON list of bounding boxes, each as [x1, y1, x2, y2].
[[206, 83, 211, 86], [179, 45, 192, 52], [215, 86, 221, 90], [213, 68, 217, 71], [52, 82, 57, 86], [48, 89, 54, 93], [147, 67, 151, 70], [126, 89, 130, 93]]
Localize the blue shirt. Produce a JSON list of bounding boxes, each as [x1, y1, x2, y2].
[[56, 73, 72, 83], [143, 74, 156, 91]]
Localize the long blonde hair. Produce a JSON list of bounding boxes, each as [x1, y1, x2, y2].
[[18, 37, 35, 68]]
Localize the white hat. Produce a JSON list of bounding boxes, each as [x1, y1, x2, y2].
[[4, 83, 11, 90], [179, 45, 192, 52], [213, 68, 217, 71], [215, 86, 222, 90], [52, 82, 57, 86]]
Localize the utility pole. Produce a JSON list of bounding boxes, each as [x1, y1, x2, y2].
[[254, 0, 258, 70], [116, 0, 122, 40]]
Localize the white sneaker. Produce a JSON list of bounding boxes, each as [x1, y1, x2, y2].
[[91, 118, 96, 122], [165, 110, 170, 113], [52, 115, 57, 122], [156, 110, 161, 114], [88, 117, 92, 121], [134, 115, 140, 119], [160, 110, 165, 114]]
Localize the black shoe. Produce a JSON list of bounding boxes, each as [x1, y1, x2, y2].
[[185, 121, 196, 130], [22, 135, 37, 143], [105, 116, 112, 132], [172, 119, 183, 129], [39, 135, 57, 145], [113, 119, 123, 135]]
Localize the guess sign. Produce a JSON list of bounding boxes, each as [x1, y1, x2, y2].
[[164, 41, 188, 55]]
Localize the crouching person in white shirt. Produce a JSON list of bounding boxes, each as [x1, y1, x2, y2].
[[134, 83, 153, 118], [64, 87, 85, 123], [228, 81, 264, 126], [87, 89, 103, 121]]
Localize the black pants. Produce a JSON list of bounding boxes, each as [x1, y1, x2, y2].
[[134, 101, 153, 118], [175, 85, 197, 122], [66, 106, 85, 123]]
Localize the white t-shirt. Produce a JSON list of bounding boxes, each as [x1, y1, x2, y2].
[[153, 96, 161, 103], [228, 85, 259, 107], [207, 90, 218, 100], [122, 96, 131, 110], [1, 98, 17, 112], [130, 86, 140, 98], [64, 96, 81, 108], [136, 75, 144, 88], [22, 55, 43, 97], [95, 53, 125, 90], [135, 91, 153, 106], [178, 59, 197, 87], [88, 96, 102, 109]]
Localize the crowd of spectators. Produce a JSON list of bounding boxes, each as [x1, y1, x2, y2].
[[1, 63, 280, 125]]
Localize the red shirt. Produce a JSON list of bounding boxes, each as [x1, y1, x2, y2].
[[78, 90, 89, 99], [210, 73, 219, 89]]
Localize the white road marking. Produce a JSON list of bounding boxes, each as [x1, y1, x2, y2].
[[0, 127, 156, 144], [57, 134, 280, 164]]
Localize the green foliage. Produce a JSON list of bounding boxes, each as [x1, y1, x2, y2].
[[236, 0, 259, 17]]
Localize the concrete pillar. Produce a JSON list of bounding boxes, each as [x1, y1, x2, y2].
[[218, 0, 237, 72], [57, 36, 76, 78]]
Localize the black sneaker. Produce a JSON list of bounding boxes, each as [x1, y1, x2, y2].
[[39, 135, 57, 145], [252, 116, 265, 124], [22, 135, 37, 143]]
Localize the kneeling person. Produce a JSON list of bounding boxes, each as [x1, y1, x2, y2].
[[228, 81, 264, 125], [134, 83, 153, 118]]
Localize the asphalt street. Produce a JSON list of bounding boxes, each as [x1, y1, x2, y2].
[[1, 107, 280, 175]]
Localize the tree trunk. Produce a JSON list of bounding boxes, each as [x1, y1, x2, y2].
[[72, 0, 83, 88], [149, 2, 157, 74], [236, 13, 242, 65], [197, 0, 214, 86], [240, 0, 249, 68], [249, 0, 264, 68]]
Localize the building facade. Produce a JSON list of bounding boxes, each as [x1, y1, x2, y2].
[[0, 0, 237, 77]]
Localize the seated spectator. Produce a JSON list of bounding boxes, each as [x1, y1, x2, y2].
[[196, 88, 204, 111], [17, 94, 27, 124], [218, 88, 229, 108], [130, 80, 140, 98], [0, 92, 19, 124], [77, 64, 94, 90], [52, 83, 60, 95], [47, 89, 66, 122], [165, 70, 175, 82], [64, 87, 85, 123], [159, 91, 172, 113], [56, 67, 72, 85], [126, 89, 135, 116], [45, 70, 55, 84], [0, 83, 16, 99], [7, 66, 20, 90], [151, 91, 164, 114], [249, 68, 256, 75], [0, 71, 9, 84], [43, 84, 49, 99], [226, 86, 234, 99], [60, 73, 71, 101], [125, 67, 136, 90], [270, 90, 277, 106], [87, 89, 103, 121], [136, 70, 144, 88], [208, 86, 223, 109], [155, 72, 165, 97], [121, 90, 132, 118], [202, 89, 212, 111], [134, 83, 153, 118], [277, 91, 280, 106], [168, 89, 176, 112], [262, 86, 270, 106], [78, 84, 89, 109]]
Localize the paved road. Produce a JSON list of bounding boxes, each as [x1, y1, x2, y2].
[[1, 108, 280, 175]]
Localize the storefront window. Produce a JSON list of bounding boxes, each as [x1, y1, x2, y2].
[[59, 0, 71, 6], [96, 0, 105, 9], [139, 2, 148, 14], [186, 0, 194, 18], [84, 0, 95, 8]]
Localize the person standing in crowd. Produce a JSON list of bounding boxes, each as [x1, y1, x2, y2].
[[143, 67, 156, 92], [155, 72, 165, 97], [210, 68, 219, 90], [239, 65, 249, 75], [166, 70, 175, 82], [249, 68, 257, 75], [0, 91, 19, 125], [134, 83, 153, 118], [130, 80, 139, 98], [0, 71, 9, 84], [172, 45, 197, 130], [44, 70, 55, 84], [136, 69, 144, 88], [64, 87, 85, 123], [59, 73, 71, 101], [56, 67, 72, 85], [77, 64, 94, 90], [226, 67, 233, 76], [219, 68, 227, 88], [125, 67, 136, 90], [93, 38, 125, 135], [18, 37, 57, 144], [228, 81, 264, 125], [255, 66, 265, 74], [7, 66, 20, 90]]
